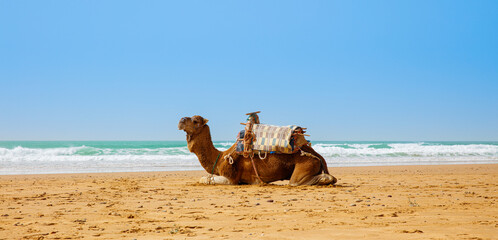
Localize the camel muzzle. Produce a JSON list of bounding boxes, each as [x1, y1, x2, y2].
[[178, 117, 189, 130]]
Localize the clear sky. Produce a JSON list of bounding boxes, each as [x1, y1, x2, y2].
[[1, 1, 497, 141]]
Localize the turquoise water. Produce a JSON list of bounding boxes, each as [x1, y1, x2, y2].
[[1, 141, 497, 175]]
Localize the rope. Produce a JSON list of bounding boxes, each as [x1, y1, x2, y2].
[[211, 153, 221, 175], [258, 151, 267, 160], [250, 155, 265, 184], [300, 150, 320, 160], [206, 153, 222, 185], [300, 149, 326, 174], [224, 147, 236, 164]]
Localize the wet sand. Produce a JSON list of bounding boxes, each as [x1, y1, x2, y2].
[[0, 164, 496, 239]]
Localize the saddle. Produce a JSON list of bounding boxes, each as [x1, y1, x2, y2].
[[224, 112, 322, 184], [235, 112, 309, 157]]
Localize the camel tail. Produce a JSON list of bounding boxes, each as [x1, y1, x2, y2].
[[300, 145, 330, 174]]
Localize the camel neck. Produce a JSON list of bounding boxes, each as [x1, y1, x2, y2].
[[188, 125, 222, 175]]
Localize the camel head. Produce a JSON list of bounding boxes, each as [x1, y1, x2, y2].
[[178, 115, 209, 139]]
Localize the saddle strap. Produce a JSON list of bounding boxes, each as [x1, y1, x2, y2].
[[250, 155, 265, 184]]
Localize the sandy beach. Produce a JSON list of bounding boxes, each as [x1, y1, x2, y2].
[[0, 164, 496, 240]]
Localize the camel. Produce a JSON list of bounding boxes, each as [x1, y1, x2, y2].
[[178, 115, 337, 186]]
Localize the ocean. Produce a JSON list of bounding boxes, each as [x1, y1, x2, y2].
[[0, 141, 497, 175]]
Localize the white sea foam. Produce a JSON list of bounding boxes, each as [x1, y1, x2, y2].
[[0, 142, 497, 174], [312, 142, 498, 167], [217, 142, 234, 147], [0, 146, 192, 160], [0, 146, 201, 175], [312, 143, 498, 158]]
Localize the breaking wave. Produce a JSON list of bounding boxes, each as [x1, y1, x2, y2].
[[0, 141, 497, 174], [312, 142, 498, 158]]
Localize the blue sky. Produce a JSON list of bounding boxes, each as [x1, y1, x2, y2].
[[1, 1, 497, 141]]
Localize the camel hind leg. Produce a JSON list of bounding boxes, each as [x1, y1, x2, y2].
[[289, 160, 337, 186], [308, 173, 337, 185], [290, 173, 337, 186]]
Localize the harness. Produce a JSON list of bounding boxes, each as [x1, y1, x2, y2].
[[211, 152, 221, 175], [223, 111, 322, 184], [250, 155, 265, 183]]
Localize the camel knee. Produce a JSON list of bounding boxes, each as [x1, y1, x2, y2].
[[199, 175, 231, 185]]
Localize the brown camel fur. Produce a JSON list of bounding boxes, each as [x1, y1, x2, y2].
[[178, 115, 337, 186]]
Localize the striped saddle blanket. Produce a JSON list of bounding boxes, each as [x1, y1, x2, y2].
[[236, 124, 300, 154]]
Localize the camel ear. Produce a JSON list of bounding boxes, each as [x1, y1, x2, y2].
[[203, 118, 209, 125]]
